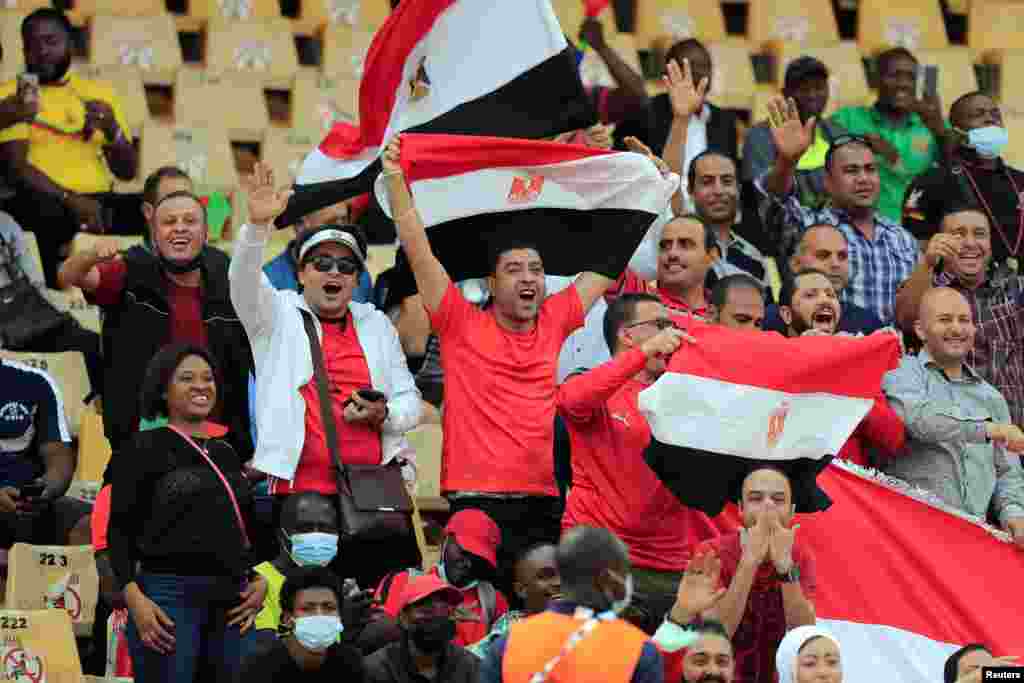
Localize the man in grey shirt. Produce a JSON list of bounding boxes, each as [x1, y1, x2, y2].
[[883, 287, 1024, 547]]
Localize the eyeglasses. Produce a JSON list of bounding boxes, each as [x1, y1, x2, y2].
[[825, 134, 873, 170], [306, 255, 360, 275], [623, 318, 678, 331]]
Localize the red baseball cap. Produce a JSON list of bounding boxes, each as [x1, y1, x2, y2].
[[398, 573, 463, 612], [444, 509, 501, 569]]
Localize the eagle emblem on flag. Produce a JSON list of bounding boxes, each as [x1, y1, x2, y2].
[[508, 174, 545, 203], [766, 401, 791, 449]]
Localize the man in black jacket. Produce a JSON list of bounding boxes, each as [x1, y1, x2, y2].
[[57, 190, 254, 473]]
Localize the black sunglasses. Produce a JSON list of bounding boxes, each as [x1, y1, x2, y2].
[[825, 134, 873, 170], [306, 255, 360, 275], [623, 317, 678, 331]]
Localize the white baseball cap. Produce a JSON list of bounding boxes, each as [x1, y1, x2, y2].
[[296, 225, 367, 268]]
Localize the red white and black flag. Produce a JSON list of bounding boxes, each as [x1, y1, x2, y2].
[[371, 134, 678, 285], [276, 0, 597, 227], [639, 323, 902, 516]]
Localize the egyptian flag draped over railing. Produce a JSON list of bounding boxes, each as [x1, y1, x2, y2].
[[802, 461, 1024, 683], [276, 0, 597, 227], [638, 323, 902, 516], [370, 133, 678, 288]]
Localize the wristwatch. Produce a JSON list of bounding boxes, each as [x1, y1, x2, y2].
[[776, 565, 801, 583]]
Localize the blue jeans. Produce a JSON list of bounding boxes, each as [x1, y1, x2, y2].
[[125, 573, 243, 683]]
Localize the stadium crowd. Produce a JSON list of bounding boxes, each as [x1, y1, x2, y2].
[[0, 2, 1022, 683]]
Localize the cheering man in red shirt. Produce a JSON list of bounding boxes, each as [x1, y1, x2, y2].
[[381, 136, 625, 585], [557, 293, 720, 633]]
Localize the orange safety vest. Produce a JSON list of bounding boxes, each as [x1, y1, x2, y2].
[[501, 611, 649, 683]]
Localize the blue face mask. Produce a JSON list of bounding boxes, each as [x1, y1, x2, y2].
[[292, 615, 343, 652], [285, 531, 338, 567], [964, 126, 1009, 159]]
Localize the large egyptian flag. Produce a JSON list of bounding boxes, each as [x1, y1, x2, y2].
[[371, 134, 677, 290], [638, 322, 902, 515], [802, 460, 1024, 683], [276, 0, 597, 227]]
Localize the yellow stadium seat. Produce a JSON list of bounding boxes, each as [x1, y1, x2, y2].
[[407, 424, 448, 513], [707, 42, 757, 111], [366, 244, 397, 280], [857, 0, 949, 54], [994, 51, 1024, 115], [137, 123, 240, 194], [291, 70, 359, 133], [0, 351, 90, 436], [90, 14, 183, 86], [74, 0, 165, 17], [68, 233, 144, 259], [74, 66, 150, 135], [262, 128, 318, 184], [0, 609, 83, 682], [550, 0, 618, 39], [747, 0, 839, 49], [175, 70, 269, 143], [262, 226, 296, 264], [46, 288, 101, 335], [0, 10, 28, 81], [5, 544, 99, 637], [189, 0, 282, 22], [1003, 111, 1024, 167], [774, 42, 872, 114], [968, 0, 1024, 56], [579, 33, 641, 89], [635, 0, 729, 49], [915, 49, 979, 114], [75, 403, 111, 483], [320, 23, 375, 82], [297, 0, 392, 34], [205, 18, 300, 89]]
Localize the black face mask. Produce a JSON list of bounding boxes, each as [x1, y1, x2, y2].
[[158, 249, 204, 275], [407, 616, 455, 654]]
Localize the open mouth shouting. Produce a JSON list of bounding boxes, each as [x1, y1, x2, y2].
[[517, 285, 539, 304], [810, 305, 838, 332]]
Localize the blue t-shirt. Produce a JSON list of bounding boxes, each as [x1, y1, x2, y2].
[[0, 360, 71, 487]]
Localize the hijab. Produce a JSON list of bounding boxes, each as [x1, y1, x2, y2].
[[776, 625, 842, 683]]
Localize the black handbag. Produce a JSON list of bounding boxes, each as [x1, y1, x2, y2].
[[299, 309, 414, 543], [0, 236, 67, 349]]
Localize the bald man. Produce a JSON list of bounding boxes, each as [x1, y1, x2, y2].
[[883, 287, 1024, 547], [763, 225, 883, 335]]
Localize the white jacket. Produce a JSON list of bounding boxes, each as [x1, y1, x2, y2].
[[229, 222, 421, 481]]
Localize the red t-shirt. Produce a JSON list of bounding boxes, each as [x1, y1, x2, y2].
[[616, 269, 710, 319], [558, 348, 720, 570], [430, 282, 585, 496], [92, 259, 207, 348], [696, 532, 817, 683], [273, 314, 381, 495]]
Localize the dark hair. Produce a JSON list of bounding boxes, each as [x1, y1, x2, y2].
[[667, 38, 710, 69], [513, 542, 557, 584], [138, 344, 220, 421], [556, 526, 629, 595], [739, 465, 793, 499], [710, 273, 764, 309], [294, 223, 369, 268], [143, 167, 192, 207], [603, 293, 662, 353], [487, 235, 542, 275], [22, 8, 73, 43], [687, 150, 738, 192], [824, 134, 874, 172], [944, 644, 990, 683], [665, 213, 717, 254], [949, 90, 989, 130], [280, 566, 344, 615], [280, 491, 337, 532], [778, 268, 833, 308], [692, 619, 731, 644], [940, 205, 990, 226], [152, 190, 208, 224], [877, 46, 917, 77]]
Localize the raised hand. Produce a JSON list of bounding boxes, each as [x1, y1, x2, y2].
[[640, 326, 694, 359], [382, 136, 403, 176], [768, 515, 798, 574], [669, 550, 727, 624], [742, 509, 772, 566], [245, 161, 293, 226], [584, 123, 614, 150], [664, 58, 708, 120], [767, 96, 815, 164], [624, 136, 671, 178], [925, 233, 961, 269]]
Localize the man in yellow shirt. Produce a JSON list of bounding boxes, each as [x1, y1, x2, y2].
[[0, 8, 138, 285]]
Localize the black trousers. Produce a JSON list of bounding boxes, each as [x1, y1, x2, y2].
[[447, 495, 563, 600], [2, 188, 145, 288]]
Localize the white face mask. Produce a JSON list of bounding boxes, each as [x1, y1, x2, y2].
[[608, 572, 634, 615], [292, 615, 343, 653]]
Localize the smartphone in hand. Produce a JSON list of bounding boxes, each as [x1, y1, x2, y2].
[[916, 64, 939, 101]]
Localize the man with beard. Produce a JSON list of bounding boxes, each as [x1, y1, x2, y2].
[[0, 8, 139, 286], [675, 622, 735, 683], [58, 190, 253, 466], [895, 207, 1024, 426], [777, 269, 905, 467], [763, 224, 884, 335], [743, 57, 844, 211], [832, 47, 947, 222], [364, 573, 480, 683], [558, 294, 719, 634], [376, 509, 509, 648], [883, 287, 1024, 546], [758, 96, 920, 324]]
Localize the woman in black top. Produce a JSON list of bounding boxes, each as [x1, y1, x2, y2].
[[109, 343, 266, 683]]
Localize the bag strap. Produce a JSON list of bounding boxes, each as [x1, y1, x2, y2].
[[299, 309, 349, 486], [478, 580, 497, 629], [168, 424, 251, 549]]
